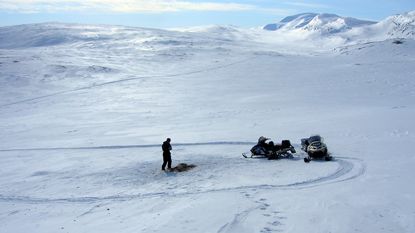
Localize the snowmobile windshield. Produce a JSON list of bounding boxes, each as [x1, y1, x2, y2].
[[308, 135, 322, 143]]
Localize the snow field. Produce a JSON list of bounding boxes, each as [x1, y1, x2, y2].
[[1, 19, 415, 233]]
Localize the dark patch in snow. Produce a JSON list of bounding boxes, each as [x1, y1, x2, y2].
[[31, 171, 49, 176], [393, 39, 404, 44], [169, 163, 197, 172], [87, 65, 116, 73], [49, 65, 67, 73]]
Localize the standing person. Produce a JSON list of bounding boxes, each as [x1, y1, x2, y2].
[[161, 138, 172, 171]]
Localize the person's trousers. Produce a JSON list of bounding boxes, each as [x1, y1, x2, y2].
[[162, 153, 172, 170]]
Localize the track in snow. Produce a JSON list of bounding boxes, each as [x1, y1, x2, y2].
[[0, 141, 254, 152], [0, 57, 254, 108], [0, 142, 366, 204]]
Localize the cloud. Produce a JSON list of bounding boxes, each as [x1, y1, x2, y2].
[[0, 0, 260, 13]]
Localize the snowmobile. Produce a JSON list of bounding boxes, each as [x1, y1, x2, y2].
[[301, 135, 332, 162], [243, 137, 296, 159]]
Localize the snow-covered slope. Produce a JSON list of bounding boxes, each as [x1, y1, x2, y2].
[[0, 12, 415, 233], [0, 23, 196, 50], [354, 11, 415, 41], [0, 23, 253, 52], [380, 11, 415, 38], [0, 23, 120, 49]]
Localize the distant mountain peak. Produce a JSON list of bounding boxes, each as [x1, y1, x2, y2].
[[263, 13, 376, 34], [379, 10, 415, 38]]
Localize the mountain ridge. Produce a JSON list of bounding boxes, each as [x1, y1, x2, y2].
[[263, 13, 376, 34], [0, 10, 414, 50], [262, 11, 415, 43]]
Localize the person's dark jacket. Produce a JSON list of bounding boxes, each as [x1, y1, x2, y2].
[[162, 141, 172, 155]]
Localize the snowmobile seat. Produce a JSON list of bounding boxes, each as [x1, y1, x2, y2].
[[281, 140, 292, 149]]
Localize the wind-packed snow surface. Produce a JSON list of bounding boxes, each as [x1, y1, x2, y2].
[[1, 11, 415, 233]]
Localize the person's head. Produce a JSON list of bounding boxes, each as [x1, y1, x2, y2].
[[258, 136, 268, 143], [166, 138, 171, 142]]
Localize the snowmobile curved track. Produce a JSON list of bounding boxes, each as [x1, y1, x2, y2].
[[0, 151, 366, 204]]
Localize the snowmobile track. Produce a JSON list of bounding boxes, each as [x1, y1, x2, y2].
[[0, 142, 366, 204], [0, 158, 365, 204], [0, 141, 255, 152], [0, 57, 255, 108]]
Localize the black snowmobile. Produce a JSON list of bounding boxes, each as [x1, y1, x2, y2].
[[243, 136, 296, 159], [301, 135, 332, 163]]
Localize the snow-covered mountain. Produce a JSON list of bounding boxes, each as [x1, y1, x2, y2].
[[0, 23, 190, 49], [2, 11, 414, 52], [263, 13, 376, 34], [263, 11, 415, 43], [373, 11, 415, 38]]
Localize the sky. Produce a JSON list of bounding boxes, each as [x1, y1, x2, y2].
[[0, 0, 414, 28]]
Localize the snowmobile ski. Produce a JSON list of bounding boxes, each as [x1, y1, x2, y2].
[[303, 155, 333, 163]]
